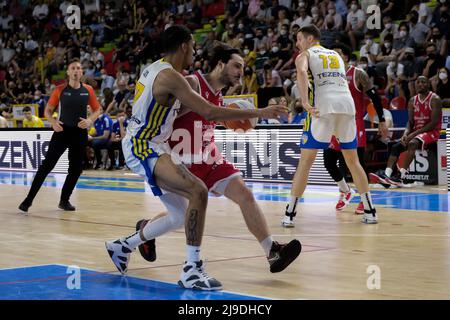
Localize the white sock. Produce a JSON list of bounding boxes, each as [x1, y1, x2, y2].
[[187, 245, 201, 262], [124, 231, 144, 250], [400, 168, 407, 179], [337, 179, 350, 193], [385, 167, 393, 178], [287, 196, 298, 214], [260, 236, 274, 257], [361, 192, 375, 212]]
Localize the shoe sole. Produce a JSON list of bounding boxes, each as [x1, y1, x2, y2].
[[385, 177, 402, 187], [58, 205, 75, 211], [177, 280, 223, 291], [136, 219, 156, 262], [281, 223, 295, 228], [270, 239, 302, 273], [355, 209, 364, 215], [362, 219, 378, 224], [369, 173, 391, 189]]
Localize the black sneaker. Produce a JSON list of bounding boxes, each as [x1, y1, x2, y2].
[[369, 170, 391, 189], [19, 200, 31, 213], [136, 219, 156, 262], [58, 201, 76, 211], [268, 239, 302, 273]]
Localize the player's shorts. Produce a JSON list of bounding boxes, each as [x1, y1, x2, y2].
[[188, 160, 241, 196], [122, 134, 171, 196], [301, 113, 357, 150], [329, 118, 366, 151], [414, 130, 440, 150]]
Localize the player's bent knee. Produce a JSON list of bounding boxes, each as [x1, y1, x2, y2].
[[408, 140, 420, 151], [188, 182, 208, 202]]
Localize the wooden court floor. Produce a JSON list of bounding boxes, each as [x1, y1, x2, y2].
[[0, 170, 449, 299]]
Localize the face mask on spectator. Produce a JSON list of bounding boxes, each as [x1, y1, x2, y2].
[[280, 30, 287, 36], [385, 23, 392, 29], [283, 79, 292, 87], [196, 49, 203, 55], [299, 2, 306, 8], [96, 63, 101, 68], [384, 42, 391, 48], [399, 30, 407, 38], [34, 95, 40, 100], [238, 38, 244, 43], [238, 23, 244, 29], [439, 72, 448, 80], [357, 63, 367, 69], [101, 74, 107, 79], [312, 13, 319, 19], [259, 49, 266, 55], [267, 32, 274, 37], [272, 46, 279, 53], [8, 69, 14, 75], [243, 49, 250, 55], [351, 4, 358, 11], [365, 39, 373, 46]]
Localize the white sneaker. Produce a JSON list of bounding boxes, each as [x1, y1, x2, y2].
[[178, 260, 222, 291], [281, 215, 295, 228], [105, 238, 134, 274], [361, 209, 378, 224]]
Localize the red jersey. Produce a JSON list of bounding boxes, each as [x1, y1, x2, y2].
[[169, 71, 223, 164], [346, 66, 365, 120], [413, 92, 441, 131]]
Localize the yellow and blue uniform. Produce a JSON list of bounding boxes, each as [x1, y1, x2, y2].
[[122, 59, 181, 196]]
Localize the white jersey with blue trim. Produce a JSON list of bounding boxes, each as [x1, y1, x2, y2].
[[127, 59, 181, 151], [307, 44, 355, 116]]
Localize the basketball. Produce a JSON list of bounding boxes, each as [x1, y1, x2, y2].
[[222, 100, 258, 132]]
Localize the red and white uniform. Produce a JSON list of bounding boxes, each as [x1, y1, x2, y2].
[[168, 71, 241, 195], [329, 66, 366, 150], [412, 92, 441, 150]]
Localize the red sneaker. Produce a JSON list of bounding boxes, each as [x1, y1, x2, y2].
[[335, 189, 354, 211], [355, 201, 364, 215]]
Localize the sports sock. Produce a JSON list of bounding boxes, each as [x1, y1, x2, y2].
[[337, 179, 350, 193]]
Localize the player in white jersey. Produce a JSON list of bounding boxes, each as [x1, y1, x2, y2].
[[282, 25, 377, 226], [105, 25, 287, 291]]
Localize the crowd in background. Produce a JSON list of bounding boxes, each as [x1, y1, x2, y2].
[[0, 0, 449, 169]]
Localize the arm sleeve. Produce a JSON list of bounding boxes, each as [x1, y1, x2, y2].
[[366, 87, 385, 122], [47, 86, 62, 108]]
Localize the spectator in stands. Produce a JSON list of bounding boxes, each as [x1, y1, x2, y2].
[[0, 114, 8, 128], [346, 0, 366, 51], [432, 2, 450, 37], [254, 44, 270, 72], [420, 42, 446, 78], [255, 1, 273, 25], [32, 0, 49, 22], [426, 26, 449, 57], [292, 6, 312, 28], [108, 108, 128, 170], [0, 9, 13, 30], [241, 66, 259, 94], [22, 106, 44, 128], [254, 28, 268, 52], [360, 32, 381, 68], [399, 47, 419, 99], [408, 10, 429, 49], [276, 8, 291, 33], [100, 69, 115, 93], [380, 16, 399, 42], [320, 16, 341, 49], [324, 1, 343, 31], [394, 23, 416, 57], [32, 90, 46, 117], [24, 34, 39, 53], [261, 61, 282, 88], [311, 5, 324, 30], [432, 67, 450, 106], [385, 55, 404, 100], [59, 0, 71, 16], [106, 80, 129, 116], [88, 107, 114, 170], [375, 33, 394, 74]]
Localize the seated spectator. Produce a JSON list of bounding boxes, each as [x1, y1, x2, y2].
[[88, 108, 114, 170], [106, 80, 129, 116], [108, 107, 131, 170], [385, 55, 404, 100], [408, 10, 429, 49], [345, 1, 366, 51], [375, 33, 394, 74], [360, 32, 381, 68], [241, 66, 259, 94], [431, 67, 450, 107], [393, 22, 416, 57], [0, 114, 8, 128], [261, 62, 282, 88], [292, 7, 312, 28], [324, 1, 343, 31], [380, 16, 399, 42], [310, 5, 324, 30], [370, 76, 442, 187], [32, 90, 46, 117], [22, 106, 44, 128], [419, 42, 446, 78], [320, 17, 341, 49], [426, 26, 448, 58]]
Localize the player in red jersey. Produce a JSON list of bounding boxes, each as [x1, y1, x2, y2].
[[370, 76, 442, 187], [136, 42, 301, 273], [323, 45, 388, 214]]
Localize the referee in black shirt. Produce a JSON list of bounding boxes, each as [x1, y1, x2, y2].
[[19, 58, 101, 212]]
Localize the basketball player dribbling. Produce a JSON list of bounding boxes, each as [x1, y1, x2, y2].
[[135, 42, 301, 274], [105, 26, 287, 291], [282, 25, 378, 227]]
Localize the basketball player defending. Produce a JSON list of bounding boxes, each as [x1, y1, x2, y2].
[[105, 26, 287, 291], [324, 45, 387, 214], [282, 25, 378, 227], [370, 76, 442, 187], [135, 42, 301, 273]]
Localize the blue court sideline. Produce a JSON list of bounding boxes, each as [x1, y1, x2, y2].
[[0, 171, 448, 213], [0, 264, 265, 300]]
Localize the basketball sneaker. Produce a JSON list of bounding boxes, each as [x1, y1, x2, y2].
[[361, 209, 378, 224], [335, 189, 355, 211], [268, 239, 302, 273], [178, 260, 223, 291], [369, 170, 391, 189], [385, 175, 403, 187], [136, 219, 156, 262], [281, 205, 296, 228], [355, 201, 364, 215], [105, 238, 134, 274]]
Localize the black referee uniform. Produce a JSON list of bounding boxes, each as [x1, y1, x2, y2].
[[19, 83, 101, 212]]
